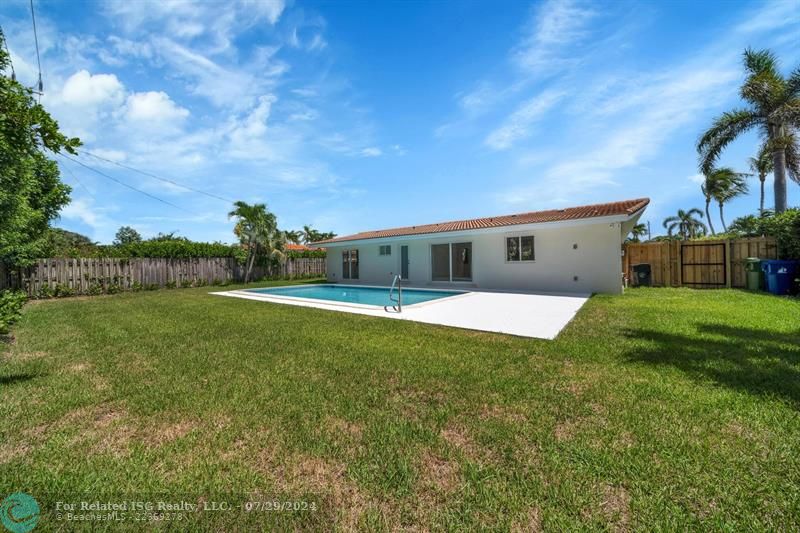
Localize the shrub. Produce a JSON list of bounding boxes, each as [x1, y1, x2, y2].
[[0, 290, 26, 334], [131, 281, 143, 291], [165, 280, 177, 289], [180, 279, 192, 288], [54, 283, 75, 298], [763, 208, 800, 259]]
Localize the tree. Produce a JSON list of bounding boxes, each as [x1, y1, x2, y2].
[[663, 209, 707, 240], [728, 210, 773, 237], [302, 225, 320, 244], [42, 228, 97, 257], [113, 226, 142, 246], [283, 230, 302, 244], [697, 48, 799, 213], [626, 223, 647, 242], [229, 201, 286, 283], [0, 30, 81, 266], [701, 167, 750, 233], [748, 143, 774, 215], [301, 225, 336, 243]]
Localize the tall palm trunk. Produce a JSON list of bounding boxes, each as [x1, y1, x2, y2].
[[771, 126, 788, 213], [704, 198, 716, 235], [759, 175, 766, 214], [718, 202, 727, 232]]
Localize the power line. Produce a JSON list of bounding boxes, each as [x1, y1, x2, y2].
[[80, 150, 234, 204], [58, 160, 97, 201], [29, 0, 42, 96], [58, 153, 194, 214]]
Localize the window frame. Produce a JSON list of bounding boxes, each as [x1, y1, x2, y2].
[[342, 249, 359, 279], [505, 235, 535, 263], [379, 245, 392, 256], [430, 242, 473, 282]]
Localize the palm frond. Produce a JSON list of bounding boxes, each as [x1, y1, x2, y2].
[[697, 109, 760, 173], [740, 70, 786, 109], [786, 66, 800, 98], [743, 48, 779, 77]]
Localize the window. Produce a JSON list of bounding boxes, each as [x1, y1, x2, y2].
[[506, 236, 535, 262], [431, 242, 472, 282], [342, 249, 359, 279], [379, 245, 391, 256]]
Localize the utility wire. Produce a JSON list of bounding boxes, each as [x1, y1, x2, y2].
[[59, 160, 97, 201], [81, 150, 234, 204], [58, 153, 194, 214], [29, 0, 42, 96]]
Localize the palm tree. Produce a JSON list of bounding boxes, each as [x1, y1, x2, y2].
[[663, 209, 707, 240], [748, 144, 774, 215], [700, 180, 718, 235], [627, 223, 647, 242], [713, 169, 749, 232], [701, 167, 750, 233], [283, 230, 302, 244], [302, 225, 320, 244], [697, 48, 799, 213], [229, 201, 285, 283]]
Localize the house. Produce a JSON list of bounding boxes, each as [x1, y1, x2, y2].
[[312, 198, 649, 295]]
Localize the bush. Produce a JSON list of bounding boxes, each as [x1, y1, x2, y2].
[[764, 208, 800, 259], [0, 290, 26, 334]]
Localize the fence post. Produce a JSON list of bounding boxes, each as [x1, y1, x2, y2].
[[725, 239, 732, 288]]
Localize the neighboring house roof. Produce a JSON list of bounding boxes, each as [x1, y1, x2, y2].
[[313, 198, 650, 245], [286, 243, 324, 251]]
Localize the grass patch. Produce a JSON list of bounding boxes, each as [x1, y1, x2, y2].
[[1, 281, 798, 529]]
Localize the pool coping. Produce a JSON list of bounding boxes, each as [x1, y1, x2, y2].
[[222, 283, 472, 311]]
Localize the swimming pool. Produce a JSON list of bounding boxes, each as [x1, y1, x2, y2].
[[244, 284, 465, 307]]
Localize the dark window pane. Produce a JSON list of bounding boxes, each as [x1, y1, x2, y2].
[[350, 249, 359, 279], [521, 236, 534, 261], [451, 242, 472, 281], [506, 237, 520, 261], [431, 244, 450, 281], [342, 251, 350, 279]]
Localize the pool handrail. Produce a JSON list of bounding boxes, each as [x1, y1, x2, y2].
[[386, 274, 402, 313]]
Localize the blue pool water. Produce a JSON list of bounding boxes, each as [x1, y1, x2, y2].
[[245, 284, 464, 306]]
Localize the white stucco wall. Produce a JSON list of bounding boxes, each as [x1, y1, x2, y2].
[[323, 220, 626, 294]]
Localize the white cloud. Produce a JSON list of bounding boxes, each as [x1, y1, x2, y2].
[[513, 0, 596, 72], [484, 90, 564, 150], [688, 173, 705, 185], [122, 91, 190, 123], [60, 70, 125, 108], [360, 147, 382, 157]]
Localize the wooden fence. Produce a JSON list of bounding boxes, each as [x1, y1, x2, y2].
[[0, 257, 327, 297], [623, 236, 777, 289]]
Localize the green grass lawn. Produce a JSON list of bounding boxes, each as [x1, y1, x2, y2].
[[1, 281, 798, 530]]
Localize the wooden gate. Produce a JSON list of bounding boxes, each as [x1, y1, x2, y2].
[[680, 242, 726, 287], [623, 236, 777, 288]]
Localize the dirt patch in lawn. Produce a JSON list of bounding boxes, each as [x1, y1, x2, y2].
[[143, 419, 197, 447], [511, 507, 542, 532], [325, 416, 364, 440], [271, 454, 392, 529], [597, 483, 631, 530], [440, 424, 496, 464], [418, 449, 460, 493], [479, 403, 528, 424]]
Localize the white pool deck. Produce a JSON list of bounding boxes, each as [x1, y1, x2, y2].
[[212, 286, 589, 339]]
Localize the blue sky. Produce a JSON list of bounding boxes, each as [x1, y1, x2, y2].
[[1, 0, 798, 243]]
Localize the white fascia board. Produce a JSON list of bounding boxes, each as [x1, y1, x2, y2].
[[315, 209, 646, 248]]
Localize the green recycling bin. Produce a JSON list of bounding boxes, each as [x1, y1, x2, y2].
[[744, 257, 763, 291]]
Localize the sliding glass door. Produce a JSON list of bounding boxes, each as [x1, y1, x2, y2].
[[430, 242, 472, 282], [342, 249, 359, 279]]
